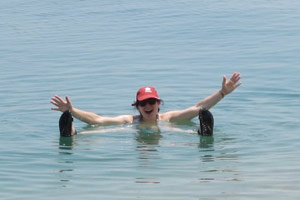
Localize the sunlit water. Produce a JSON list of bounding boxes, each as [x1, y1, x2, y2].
[[1, 0, 300, 199]]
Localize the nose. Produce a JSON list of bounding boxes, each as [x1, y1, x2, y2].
[[144, 102, 152, 107]]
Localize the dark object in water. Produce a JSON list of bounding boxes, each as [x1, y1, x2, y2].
[[198, 109, 214, 136], [59, 110, 76, 137]]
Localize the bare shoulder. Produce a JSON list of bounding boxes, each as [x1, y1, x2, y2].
[[118, 115, 135, 123], [132, 115, 141, 122]]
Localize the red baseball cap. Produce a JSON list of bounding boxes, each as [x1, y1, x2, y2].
[[135, 86, 160, 101]]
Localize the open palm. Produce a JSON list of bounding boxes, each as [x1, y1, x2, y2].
[[221, 72, 242, 95], [50, 95, 73, 112]]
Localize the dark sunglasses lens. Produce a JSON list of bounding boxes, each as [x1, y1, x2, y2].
[[148, 99, 156, 105], [140, 99, 157, 107], [140, 101, 146, 107]]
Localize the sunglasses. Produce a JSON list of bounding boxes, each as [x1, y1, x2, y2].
[[138, 98, 157, 107]]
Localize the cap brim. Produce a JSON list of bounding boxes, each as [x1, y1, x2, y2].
[[137, 94, 160, 101]]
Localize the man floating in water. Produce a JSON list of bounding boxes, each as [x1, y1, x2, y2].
[[50, 72, 242, 137]]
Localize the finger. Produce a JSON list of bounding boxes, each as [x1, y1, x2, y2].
[[234, 82, 242, 89], [52, 95, 62, 103], [51, 98, 62, 105], [235, 72, 241, 80], [51, 96, 59, 102], [55, 95, 65, 103], [230, 74, 236, 81], [51, 108, 60, 111], [232, 73, 240, 82], [232, 72, 239, 79], [66, 96, 72, 105], [234, 72, 241, 78], [51, 96, 59, 103], [222, 75, 226, 86], [234, 77, 241, 83], [50, 100, 59, 106]]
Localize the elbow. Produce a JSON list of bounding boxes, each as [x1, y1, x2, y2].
[[88, 116, 103, 125]]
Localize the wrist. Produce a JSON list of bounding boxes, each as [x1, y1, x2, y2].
[[69, 107, 74, 114], [219, 90, 225, 98]]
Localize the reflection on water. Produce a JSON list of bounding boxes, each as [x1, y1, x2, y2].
[[135, 177, 160, 184], [55, 124, 241, 186], [59, 136, 76, 150], [57, 136, 76, 187], [197, 135, 242, 183], [200, 168, 242, 182], [199, 135, 214, 149], [134, 124, 161, 184], [199, 135, 215, 162], [198, 169, 242, 183], [135, 124, 161, 162], [135, 124, 162, 145]]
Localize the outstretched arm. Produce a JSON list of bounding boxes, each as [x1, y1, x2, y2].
[[161, 72, 242, 122], [50, 95, 133, 125]]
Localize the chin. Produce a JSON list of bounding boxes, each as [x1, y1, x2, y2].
[[143, 113, 157, 120]]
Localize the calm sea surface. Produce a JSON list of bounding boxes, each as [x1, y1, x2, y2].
[[1, 0, 300, 199]]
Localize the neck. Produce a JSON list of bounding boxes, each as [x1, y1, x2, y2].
[[139, 114, 159, 124]]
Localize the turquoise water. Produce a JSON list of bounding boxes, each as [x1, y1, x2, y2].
[[1, 0, 300, 199]]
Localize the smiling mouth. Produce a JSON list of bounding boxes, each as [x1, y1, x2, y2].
[[145, 110, 153, 114]]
